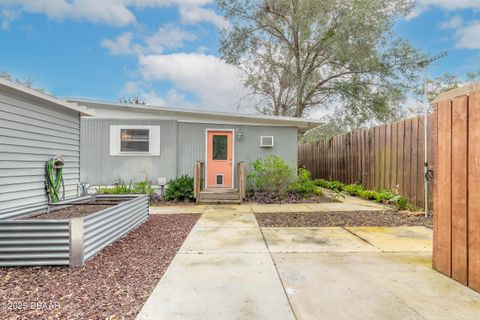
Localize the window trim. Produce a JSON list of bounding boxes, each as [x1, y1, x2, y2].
[[260, 136, 274, 147], [215, 174, 224, 186], [110, 125, 160, 156]]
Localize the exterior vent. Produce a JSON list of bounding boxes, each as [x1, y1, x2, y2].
[[260, 136, 274, 147]]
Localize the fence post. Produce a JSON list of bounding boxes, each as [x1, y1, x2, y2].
[[238, 162, 246, 202]]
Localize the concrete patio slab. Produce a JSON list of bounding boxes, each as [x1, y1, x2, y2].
[[137, 252, 295, 320], [149, 205, 206, 214], [305, 202, 385, 212], [180, 226, 267, 254], [321, 188, 391, 209], [262, 227, 380, 253], [273, 252, 480, 320], [346, 226, 432, 252], [197, 211, 259, 228], [251, 203, 313, 213]]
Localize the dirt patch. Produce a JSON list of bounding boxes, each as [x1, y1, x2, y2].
[[25, 204, 114, 220], [246, 192, 337, 204], [0, 214, 199, 320], [255, 211, 432, 228]]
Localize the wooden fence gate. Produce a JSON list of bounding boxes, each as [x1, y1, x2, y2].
[[433, 84, 480, 292]]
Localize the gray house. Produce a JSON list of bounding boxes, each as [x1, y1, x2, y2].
[[71, 98, 321, 191], [0, 79, 92, 219]]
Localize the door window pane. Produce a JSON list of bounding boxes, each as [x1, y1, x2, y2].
[[212, 135, 228, 160], [121, 129, 150, 152]]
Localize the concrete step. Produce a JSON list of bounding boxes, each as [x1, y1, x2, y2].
[[198, 199, 242, 204], [199, 193, 241, 200]]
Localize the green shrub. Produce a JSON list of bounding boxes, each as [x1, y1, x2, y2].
[[165, 175, 194, 201], [247, 155, 296, 194], [343, 184, 365, 196], [329, 180, 346, 192], [358, 189, 378, 200], [374, 190, 395, 203], [313, 179, 331, 189], [98, 180, 154, 195], [288, 168, 322, 197], [390, 195, 408, 210]]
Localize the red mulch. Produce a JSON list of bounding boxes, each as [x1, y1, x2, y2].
[[0, 214, 199, 320]]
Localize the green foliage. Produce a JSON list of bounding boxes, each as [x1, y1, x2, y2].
[[288, 168, 322, 197], [98, 180, 154, 195], [358, 189, 378, 200], [247, 155, 296, 194], [343, 184, 365, 196], [390, 195, 408, 210], [313, 179, 331, 189], [217, 0, 422, 126], [374, 190, 395, 203], [164, 175, 194, 202]]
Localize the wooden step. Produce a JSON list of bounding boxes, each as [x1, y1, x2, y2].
[[197, 188, 242, 204]]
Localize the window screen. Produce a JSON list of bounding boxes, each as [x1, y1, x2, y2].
[[212, 135, 228, 160], [121, 129, 149, 152]]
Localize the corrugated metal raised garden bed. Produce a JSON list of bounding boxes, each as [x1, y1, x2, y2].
[[0, 194, 149, 267]]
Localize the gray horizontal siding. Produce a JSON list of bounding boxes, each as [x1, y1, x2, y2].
[[0, 220, 70, 266], [83, 195, 148, 261], [0, 91, 81, 219], [81, 118, 177, 185], [177, 123, 298, 186]]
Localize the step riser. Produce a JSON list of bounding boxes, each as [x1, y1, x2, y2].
[[199, 194, 241, 200], [198, 199, 242, 204]]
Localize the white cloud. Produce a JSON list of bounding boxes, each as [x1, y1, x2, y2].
[[456, 21, 480, 49], [408, 0, 480, 19], [145, 24, 196, 53], [439, 15, 463, 29], [139, 53, 247, 110], [0, 0, 136, 26], [143, 89, 193, 107], [179, 5, 229, 29], [101, 32, 137, 55], [0, 9, 18, 30]]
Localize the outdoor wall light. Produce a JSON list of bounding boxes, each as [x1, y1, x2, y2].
[[236, 128, 244, 139]]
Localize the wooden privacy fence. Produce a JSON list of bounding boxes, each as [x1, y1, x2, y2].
[[433, 86, 480, 292], [298, 114, 435, 209]]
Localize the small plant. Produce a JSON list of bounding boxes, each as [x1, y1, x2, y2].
[[330, 188, 346, 200], [358, 189, 378, 200], [247, 155, 296, 194], [343, 184, 365, 196], [288, 168, 322, 197], [313, 179, 331, 189], [164, 175, 194, 201], [374, 190, 395, 203], [390, 195, 408, 210]]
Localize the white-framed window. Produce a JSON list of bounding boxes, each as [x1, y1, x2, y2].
[[110, 125, 160, 156], [260, 136, 274, 147]]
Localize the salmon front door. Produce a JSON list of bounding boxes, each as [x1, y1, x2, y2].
[[206, 130, 233, 188]]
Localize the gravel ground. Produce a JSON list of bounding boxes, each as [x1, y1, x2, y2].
[[255, 211, 432, 228], [246, 193, 337, 204], [0, 214, 199, 320]]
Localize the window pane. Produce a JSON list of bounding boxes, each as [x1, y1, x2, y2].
[[213, 135, 228, 160], [121, 141, 149, 152], [120, 129, 150, 152], [121, 129, 149, 141], [216, 175, 223, 185]]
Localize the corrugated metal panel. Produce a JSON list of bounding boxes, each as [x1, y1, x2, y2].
[[177, 123, 298, 186], [83, 195, 148, 261], [0, 90, 81, 219], [0, 220, 70, 266], [80, 119, 177, 185]]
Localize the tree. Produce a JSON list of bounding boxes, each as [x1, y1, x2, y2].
[[119, 96, 146, 105], [217, 0, 422, 124], [0, 70, 35, 88]]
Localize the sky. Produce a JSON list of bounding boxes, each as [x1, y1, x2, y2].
[[0, 0, 479, 116]]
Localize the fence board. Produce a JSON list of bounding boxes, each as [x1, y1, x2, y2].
[[451, 96, 468, 285], [468, 92, 480, 292], [433, 99, 452, 277]]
